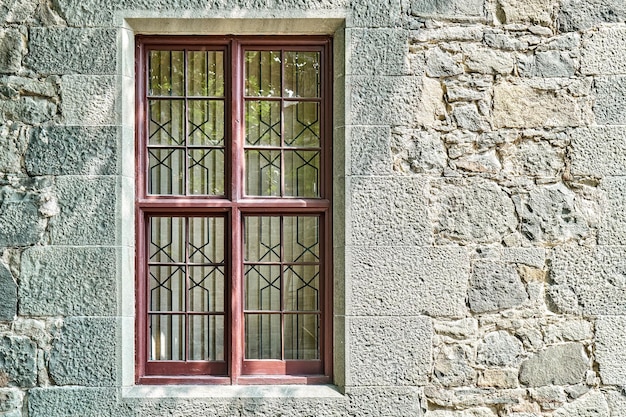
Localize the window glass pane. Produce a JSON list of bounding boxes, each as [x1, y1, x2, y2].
[[284, 314, 319, 360], [284, 265, 319, 312], [188, 149, 225, 196], [188, 217, 225, 264], [188, 51, 224, 97], [245, 313, 281, 359], [245, 51, 281, 97], [149, 100, 185, 146], [244, 216, 281, 262], [284, 51, 320, 98], [284, 102, 320, 147], [188, 100, 225, 146], [189, 315, 225, 361], [149, 217, 185, 263], [245, 100, 281, 146], [150, 314, 184, 360], [245, 265, 281, 311], [284, 150, 319, 197], [284, 216, 319, 263], [245, 150, 281, 196], [188, 266, 225, 312], [150, 266, 185, 311], [148, 148, 185, 195], [149, 50, 184, 96]]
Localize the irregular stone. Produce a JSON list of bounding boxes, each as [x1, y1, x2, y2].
[[13, 318, 56, 349], [0, 122, 27, 174], [348, 28, 409, 75], [498, 0, 555, 25], [549, 247, 626, 315], [593, 76, 626, 124], [49, 317, 117, 386], [426, 409, 497, 417], [553, 391, 609, 417], [433, 179, 518, 244], [350, 75, 445, 127], [453, 150, 501, 174], [0, 185, 47, 246], [350, 126, 392, 175], [0, 0, 38, 23], [478, 369, 519, 388], [49, 0, 115, 26], [26, 126, 119, 176], [347, 316, 431, 386], [484, 31, 529, 50], [48, 176, 117, 245], [518, 51, 577, 78], [0, 263, 16, 321], [588, 25, 626, 73], [444, 74, 492, 102], [28, 387, 121, 417], [350, 246, 469, 317], [469, 262, 528, 313], [571, 127, 626, 176], [412, 26, 483, 42], [463, 44, 515, 75], [434, 318, 478, 340], [390, 127, 447, 175], [519, 343, 588, 386], [513, 183, 592, 245], [544, 320, 592, 344], [26, 28, 117, 75], [501, 140, 563, 178], [0, 388, 22, 416], [530, 386, 566, 410], [477, 331, 524, 366], [0, 335, 37, 387], [605, 390, 626, 417], [595, 316, 626, 386], [410, 0, 484, 17], [599, 178, 626, 245], [0, 29, 23, 74], [346, 387, 422, 417], [426, 47, 463, 77], [452, 103, 490, 132], [19, 246, 117, 316], [0, 97, 57, 124], [559, 0, 626, 32], [493, 81, 591, 128], [434, 344, 476, 387], [425, 386, 528, 409], [0, 75, 58, 99], [61, 75, 120, 125], [501, 248, 545, 268], [351, 176, 429, 246]]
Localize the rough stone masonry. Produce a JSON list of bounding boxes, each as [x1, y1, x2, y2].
[[1, 0, 626, 416]]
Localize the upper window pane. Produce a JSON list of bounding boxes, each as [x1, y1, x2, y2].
[[188, 51, 225, 97], [245, 51, 281, 97], [149, 51, 184, 96], [284, 51, 320, 98]]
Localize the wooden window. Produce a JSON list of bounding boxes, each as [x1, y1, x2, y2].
[[135, 36, 333, 384]]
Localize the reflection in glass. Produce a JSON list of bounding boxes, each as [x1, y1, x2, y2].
[[188, 100, 225, 146], [150, 315, 184, 360], [285, 314, 319, 360], [284, 150, 320, 197], [148, 148, 185, 195], [189, 315, 224, 361], [245, 51, 281, 96], [284, 51, 320, 98], [284, 102, 320, 147], [245, 150, 281, 196], [188, 51, 225, 97], [245, 265, 281, 311], [245, 314, 281, 359], [188, 149, 224, 195], [149, 100, 185, 146], [149, 50, 184, 96]]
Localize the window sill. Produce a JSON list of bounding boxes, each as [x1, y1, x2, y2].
[[121, 384, 343, 399]]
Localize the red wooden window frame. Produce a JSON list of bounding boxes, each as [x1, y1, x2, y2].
[[135, 35, 333, 385]]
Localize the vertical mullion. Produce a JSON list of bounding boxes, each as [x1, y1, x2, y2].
[[279, 215, 285, 360], [280, 49, 285, 198], [184, 216, 190, 362], [184, 50, 189, 196]]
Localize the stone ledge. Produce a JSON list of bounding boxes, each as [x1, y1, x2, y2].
[[121, 384, 343, 399]]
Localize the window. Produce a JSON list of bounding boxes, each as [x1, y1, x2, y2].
[[135, 36, 333, 384]]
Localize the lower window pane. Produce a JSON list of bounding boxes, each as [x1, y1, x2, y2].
[[189, 315, 225, 361], [284, 314, 319, 360], [150, 314, 184, 360], [245, 313, 281, 359]]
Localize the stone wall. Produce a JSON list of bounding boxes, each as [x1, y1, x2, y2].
[[1, 0, 626, 416]]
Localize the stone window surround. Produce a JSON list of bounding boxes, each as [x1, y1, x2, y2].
[[117, 13, 347, 398]]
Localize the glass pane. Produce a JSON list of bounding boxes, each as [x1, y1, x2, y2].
[[244, 216, 281, 262], [188, 217, 225, 264], [284, 150, 319, 197], [150, 314, 184, 360], [188, 51, 224, 97], [284, 216, 319, 263], [245, 100, 281, 146], [245, 150, 281, 196], [284, 51, 320, 98], [188, 100, 225, 146], [149, 266, 185, 311], [285, 314, 319, 360], [149, 50, 184, 96], [245, 265, 281, 311], [284, 265, 319, 312], [149, 217, 185, 263], [245, 51, 281, 97], [188, 149, 224, 195], [148, 148, 185, 195], [189, 315, 225, 361], [284, 102, 320, 147], [189, 266, 225, 312], [149, 100, 184, 146], [245, 313, 281, 359]]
